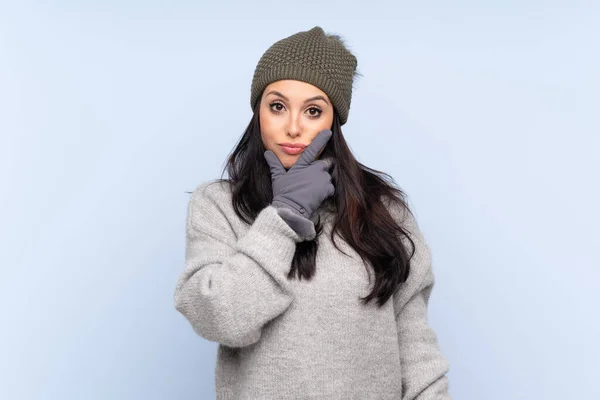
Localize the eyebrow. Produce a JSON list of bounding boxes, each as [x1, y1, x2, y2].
[[266, 90, 330, 106]]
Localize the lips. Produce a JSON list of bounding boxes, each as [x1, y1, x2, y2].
[[279, 142, 307, 149], [279, 143, 307, 155]]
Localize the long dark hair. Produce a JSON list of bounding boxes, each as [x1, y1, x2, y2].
[[217, 102, 417, 307]]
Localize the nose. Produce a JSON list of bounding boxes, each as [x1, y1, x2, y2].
[[286, 113, 302, 138]]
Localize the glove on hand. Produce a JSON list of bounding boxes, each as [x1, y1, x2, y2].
[[264, 129, 335, 240]]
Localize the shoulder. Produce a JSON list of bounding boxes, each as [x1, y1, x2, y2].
[[382, 194, 435, 305], [190, 179, 233, 205], [187, 179, 237, 236], [381, 194, 429, 251], [189, 179, 233, 211]]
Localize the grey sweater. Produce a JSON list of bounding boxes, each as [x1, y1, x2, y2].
[[174, 180, 451, 399]]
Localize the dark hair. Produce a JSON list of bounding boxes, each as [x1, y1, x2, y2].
[[217, 102, 416, 307]]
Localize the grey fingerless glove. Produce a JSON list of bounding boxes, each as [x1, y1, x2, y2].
[[264, 129, 335, 241]]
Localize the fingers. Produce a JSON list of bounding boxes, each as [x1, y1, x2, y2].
[[320, 157, 334, 171], [294, 129, 332, 168], [327, 183, 335, 197], [264, 150, 287, 178]]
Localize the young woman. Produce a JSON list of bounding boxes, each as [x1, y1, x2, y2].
[[174, 26, 451, 400]]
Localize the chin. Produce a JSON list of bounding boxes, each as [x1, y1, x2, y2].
[[279, 153, 298, 168]]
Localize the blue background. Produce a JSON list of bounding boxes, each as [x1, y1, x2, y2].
[[1, 1, 598, 399]]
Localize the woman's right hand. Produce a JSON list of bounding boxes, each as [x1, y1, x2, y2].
[[264, 129, 335, 221]]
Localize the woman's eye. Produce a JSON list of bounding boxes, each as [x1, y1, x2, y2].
[[307, 107, 322, 117], [270, 103, 285, 112]]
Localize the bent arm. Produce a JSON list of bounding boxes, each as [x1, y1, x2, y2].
[[174, 183, 301, 348]]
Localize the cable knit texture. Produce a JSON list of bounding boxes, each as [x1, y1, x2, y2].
[[174, 180, 451, 399], [250, 26, 358, 125]]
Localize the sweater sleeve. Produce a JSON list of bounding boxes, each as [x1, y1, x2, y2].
[[174, 182, 301, 348], [393, 207, 451, 400]]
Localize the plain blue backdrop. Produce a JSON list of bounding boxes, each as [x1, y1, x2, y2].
[[1, 1, 598, 399]]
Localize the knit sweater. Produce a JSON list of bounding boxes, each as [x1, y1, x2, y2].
[[174, 180, 451, 400]]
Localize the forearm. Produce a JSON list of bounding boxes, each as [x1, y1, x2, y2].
[[174, 205, 300, 348]]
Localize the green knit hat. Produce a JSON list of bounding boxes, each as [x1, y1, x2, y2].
[[250, 26, 358, 125]]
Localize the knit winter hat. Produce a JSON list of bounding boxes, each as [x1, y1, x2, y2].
[[250, 26, 358, 125]]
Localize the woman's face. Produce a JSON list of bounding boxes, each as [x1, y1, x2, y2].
[[259, 79, 334, 169]]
